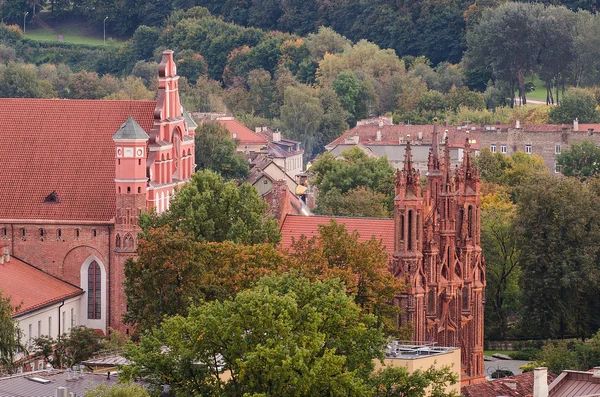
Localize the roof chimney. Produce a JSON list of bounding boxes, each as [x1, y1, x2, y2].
[[273, 131, 281, 143], [593, 367, 600, 378], [376, 129, 382, 141], [0, 245, 8, 265], [574, 118, 579, 131], [516, 120, 521, 129], [533, 367, 549, 397]]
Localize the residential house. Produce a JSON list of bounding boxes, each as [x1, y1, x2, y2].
[[255, 127, 304, 179]]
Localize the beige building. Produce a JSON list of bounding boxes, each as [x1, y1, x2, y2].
[[477, 120, 600, 173], [373, 342, 461, 395]]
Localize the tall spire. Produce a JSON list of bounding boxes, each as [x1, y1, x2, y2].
[[404, 135, 413, 172], [430, 118, 440, 172], [442, 134, 452, 191]]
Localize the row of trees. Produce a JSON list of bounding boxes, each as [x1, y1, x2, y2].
[[478, 145, 600, 341]]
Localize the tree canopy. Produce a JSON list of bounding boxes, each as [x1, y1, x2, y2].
[[0, 292, 24, 374], [194, 122, 249, 180], [123, 274, 386, 397], [557, 140, 600, 180], [139, 169, 280, 245]]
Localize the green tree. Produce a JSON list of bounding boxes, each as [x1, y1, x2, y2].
[[332, 71, 371, 125], [124, 227, 285, 331], [33, 326, 104, 369], [140, 170, 280, 244], [465, 3, 545, 106], [481, 191, 520, 340], [285, 220, 405, 335], [315, 186, 391, 218], [0, 293, 24, 374], [549, 88, 600, 124], [0, 62, 43, 98], [85, 382, 150, 397], [194, 122, 249, 180], [311, 147, 395, 210], [417, 90, 446, 115], [557, 140, 600, 180], [122, 274, 385, 397], [280, 84, 324, 159], [370, 366, 459, 397], [516, 175, 600, 339]]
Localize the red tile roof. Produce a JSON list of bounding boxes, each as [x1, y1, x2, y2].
[[212, 118, 268, 144], [461, 371, 558, 397], [279, 214, 394, 254], [0, 99, 156, 222], [1, 256, 83, 316]]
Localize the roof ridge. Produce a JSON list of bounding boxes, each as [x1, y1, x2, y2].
[[285, 214, 393, 221], [10, 255, 84, 291]]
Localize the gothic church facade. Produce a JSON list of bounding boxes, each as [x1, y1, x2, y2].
[[392, 121, 485, 384]]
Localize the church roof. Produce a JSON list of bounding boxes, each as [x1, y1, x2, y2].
[[112, 116, 150, 140], [0, 98, 156, 222], [0, 256, 83, 317], [182, 108, 198, 130], [279, 214, 394, 255]]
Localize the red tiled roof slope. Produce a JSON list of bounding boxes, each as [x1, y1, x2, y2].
[[0, 99, 156, 222], [0, 257, 83, 316], [213, 118, 268, 144], [279, 214, 394, 254], [461, 371, 558, 397]]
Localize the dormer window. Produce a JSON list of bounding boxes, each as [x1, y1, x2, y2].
[[44, 191, 60, 204]]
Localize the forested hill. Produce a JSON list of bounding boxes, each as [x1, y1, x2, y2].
[[1, 0, 597, 66]]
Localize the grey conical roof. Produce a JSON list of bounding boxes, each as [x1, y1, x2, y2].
[[112, 117, 149, 140]]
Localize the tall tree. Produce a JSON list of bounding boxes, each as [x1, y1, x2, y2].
[[194, 122, 249, 180], [280, 84, 324, 159], [516, 175, 600, 339], [122, 274, 386, 396], [549, 88, 600, 124], [557, 140, 600, 180], [139, 170, 280, 244], [0, 293, 24, 374]]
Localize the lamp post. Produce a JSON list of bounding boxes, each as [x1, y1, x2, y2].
[[103, 16, 108, 45], [23, 11, 28, 34]]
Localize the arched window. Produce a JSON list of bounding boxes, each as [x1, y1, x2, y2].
[[468, 205, 473, 239], [124, 233, 134, 250], [87, 261, 101, 320]]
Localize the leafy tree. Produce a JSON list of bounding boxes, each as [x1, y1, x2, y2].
[[140, 170, 280, 244], [370, 366, 459, 397], [84, 382, 150, 397], [280, 84, 324, 159], [549, 88, 600, 124], [332, 71, 371, 125], [445, 86, 485, 112], [175, 50, 208, 85], [557, 140, 600, 180], [417, 90, 446, 115], [305, 26, 351, 61], [0, 62, 44, 98], [516, 174, 600, 339], [311, 147, 395, 208], [0, 293, 24, 374], [128, 25, 160, 63], [247, 68, 274, 117], [285, 220, 405, 335], [465, 3, 545, 105], [315, 186, 391, 218], [122, 274, 385, 397], [124, 227, 284, 331], [481, 190, 520, 340], [194, 122, 249, 180], [33, 326, 104, 369]]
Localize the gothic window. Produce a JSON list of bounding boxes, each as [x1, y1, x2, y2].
[[462, 287, 470, 311], [75, 229, 80, 240], [123, 233, 134, 250], [428, 288, 436, 313], [115, 234, 121, 249], [400, 215, 404, 242], [21, 228, 26, 240], [172, 129, 181, 179], [57, 229, 62, 240], [92, 229, 97, 238], [1, 227, 6, 239], [468, 206, 473, 239], [87, 261, 101, 320], [407, 210, 413, 251], [39, 229, 45, 240]]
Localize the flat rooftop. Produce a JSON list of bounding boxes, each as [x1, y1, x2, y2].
[[385, 341, 459, 360]]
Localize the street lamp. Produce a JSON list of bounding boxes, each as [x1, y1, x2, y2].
[[23, 12, 28, 34], [103, 16, 108, 45]]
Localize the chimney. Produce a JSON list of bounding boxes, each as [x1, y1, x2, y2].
[[273, 131, 281, 142], [588, 128, 594, 136], [56, 387, 70, 397], [255, 127, 261, 133], [533, 367, 549, 397], [574, 118, 579, 131], [0, 245, 8, 264], [417, 131, 423, 140], [376, 130, 382, 141], [593, 367, 600, 378], [516, 120, 521, 129]]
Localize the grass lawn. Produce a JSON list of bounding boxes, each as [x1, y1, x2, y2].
[[25, 17, 124, 46], [526, 76, 548, 102], [484, 350, 512, 357]]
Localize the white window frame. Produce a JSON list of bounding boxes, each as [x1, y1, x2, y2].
[[525, 144, 532, 154], [490, 144, 496, 153], [501, 145, 507, 154], [555, 144, 561, 154]]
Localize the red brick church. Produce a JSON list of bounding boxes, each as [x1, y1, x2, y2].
[[280, 122, 485, 384], [0, 50, 195, 335]]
